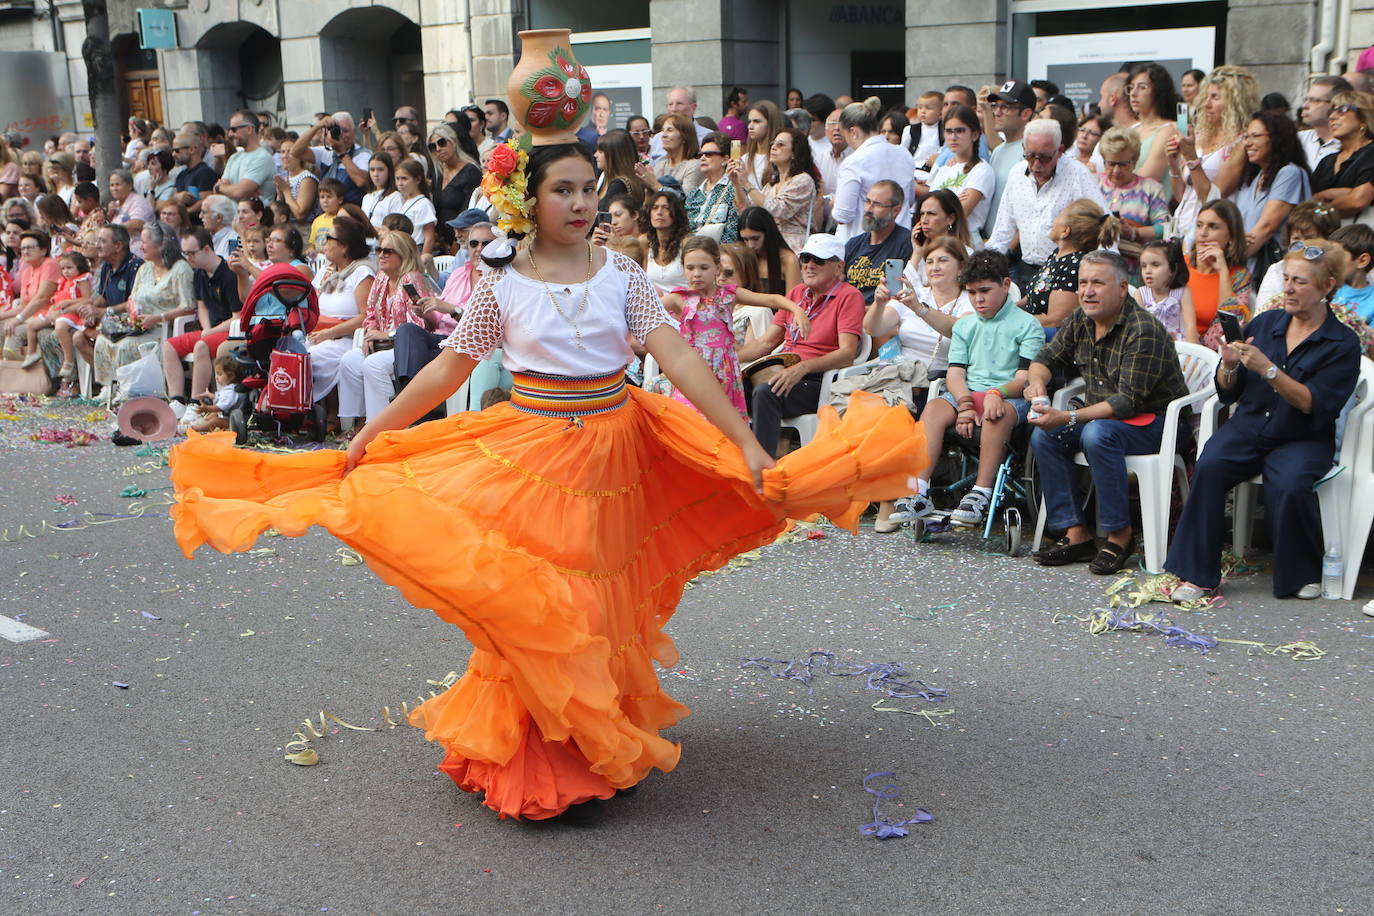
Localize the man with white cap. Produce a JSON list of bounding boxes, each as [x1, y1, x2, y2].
[[736, 232, 866, 456]]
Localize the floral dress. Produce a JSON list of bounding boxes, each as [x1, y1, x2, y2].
[[94, 258, 194, 386], [663, 284, 747, 416]]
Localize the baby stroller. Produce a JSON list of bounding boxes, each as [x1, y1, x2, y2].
[[226, 264, 326, 444]]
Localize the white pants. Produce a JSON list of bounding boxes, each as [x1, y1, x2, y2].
[[338, 347, 396, 420], [310, 337, 354, 401]]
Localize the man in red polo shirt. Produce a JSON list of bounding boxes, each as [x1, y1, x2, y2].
[[737, 233, 866, 456]]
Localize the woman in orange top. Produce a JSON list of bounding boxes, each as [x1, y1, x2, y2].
[[1187, 198, 1252, 349]]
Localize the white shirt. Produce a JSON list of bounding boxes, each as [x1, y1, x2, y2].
[[211, 226, 239, 260], [392, 194, 437, 247], [362, 189, 403, 227], [812, 136, 851, 197], [832, 135, 915, 242], [929, 159, 997, 237], [888, 287, 974, 372], [898, 122, 942, 174], [1299, 128, 1342, 172], [441, 249, 674, 375], [986, 157, 1107, 266]]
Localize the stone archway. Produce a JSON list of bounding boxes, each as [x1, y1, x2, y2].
[[319, 7, 424, 125], [193, 21, 284, 124]]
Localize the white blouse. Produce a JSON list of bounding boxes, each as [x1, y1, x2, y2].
[[644, 255, 688, 296], [889, 287, 973, 373], [442, 249, 674, 375], [393, 194, 437, 246], [313, 262, 375, 319], [362, 189, 403, 227]]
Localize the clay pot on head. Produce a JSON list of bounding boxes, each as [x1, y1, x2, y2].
[[505, 28, 592, 146]]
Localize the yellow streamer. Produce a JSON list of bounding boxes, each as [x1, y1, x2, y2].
[[1056, 609, 1325, 661], [870, 698, 956, 724], [0, 494, 176, 543], [283, 672, 461, 765]]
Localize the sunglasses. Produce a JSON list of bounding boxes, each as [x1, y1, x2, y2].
[[377, 247, 398, 256], [1103, 160, 1134, 169], [1288, 241, 1326, 259], [1023, 151, 1056, 163], [798, 253, 834, 265], [427, 139, 449, 151], [468, 238, 489, 248], [1333, 104, 1361, 115], [699, 150, 724, 158], [324, 234, 339, 243]]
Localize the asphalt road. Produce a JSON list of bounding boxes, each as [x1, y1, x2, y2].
[[2, 398, 1372, 915]]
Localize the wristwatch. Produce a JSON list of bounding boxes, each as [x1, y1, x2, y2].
[[1264, 365, 1279, 381], [1067, 408, 1078, 427]]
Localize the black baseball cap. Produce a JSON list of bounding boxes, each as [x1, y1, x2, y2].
[[991, 80, 1037, 110]]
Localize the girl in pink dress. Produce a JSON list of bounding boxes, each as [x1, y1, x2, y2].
[[658, 236, 809, 416]]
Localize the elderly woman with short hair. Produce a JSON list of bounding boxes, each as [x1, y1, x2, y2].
[[108, 169, 154, 256], [199, 194, 239, 258], [1097, 127, 1169, 282], [93, 220, 194, 393]]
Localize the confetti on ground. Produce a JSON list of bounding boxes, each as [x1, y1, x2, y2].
[[1057, 607, 1327, 660]]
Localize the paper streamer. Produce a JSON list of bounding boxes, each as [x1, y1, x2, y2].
[[283, 672, 461, 765], [857, 772, 935, 840]]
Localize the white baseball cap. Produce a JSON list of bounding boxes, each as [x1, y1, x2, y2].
[[798, 233, 845, 262]]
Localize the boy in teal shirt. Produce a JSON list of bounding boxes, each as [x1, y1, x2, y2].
[[890, 250, 1044, 527]]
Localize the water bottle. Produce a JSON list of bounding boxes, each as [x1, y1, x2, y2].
[[1322, 546, 1344, 600]]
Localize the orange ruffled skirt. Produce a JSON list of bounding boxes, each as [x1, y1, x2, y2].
[[169, 386, 924, 819]]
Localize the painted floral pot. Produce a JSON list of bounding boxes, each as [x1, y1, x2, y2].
[[506, 28, 592, 146]]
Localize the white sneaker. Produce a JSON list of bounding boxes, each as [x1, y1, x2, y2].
[[19, 353, 41, 368], [168, 400, 187, 420], [1295, 583, 1322, 600], [950, 490, 990, 528], [888, 493, 933, 524]]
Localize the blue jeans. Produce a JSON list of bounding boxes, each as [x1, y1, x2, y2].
[[1031, 414, 1167, 533]]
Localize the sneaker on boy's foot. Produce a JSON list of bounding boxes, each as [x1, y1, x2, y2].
[[949, 490, 990, 527], [887, 493, 934, 524]]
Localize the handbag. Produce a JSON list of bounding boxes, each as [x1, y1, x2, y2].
[[100, 311, 136, 342], [1250, 238, 1283, 293], [693, 181, 732, 240]]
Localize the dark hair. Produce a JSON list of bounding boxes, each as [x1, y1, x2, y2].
[[102, 223, 130, 250], [1029, 79, 1060, 97], [35, 193, 74, 227], [484, 98, 509, 117], [626, 115, 650, 134], [880, 108, 909, 139], [1044, 104, 1078, 153], [738, 206, 791, 295], [148, 148, 174, 174], [1182, 68, 1206, 86], [1242, 110, 1308, 191], [767, 127, 820, 187], [329, 216, 372, 260], [916, 188, 972, 248], [482, 143, 595, 268], [1261, 92, 1290, 114], [381, 212, 414, 235], [181, 226, 214, 251], [1194, 199, 1248, 268], [229, 110, 258, 132], [727, 87, 748, 110], [214, 350, 247, 382], [597, 129, 646, 209], [1312, 75, 1354, 95], [958, 249, 1011, 286], [1332, 223, 1374, 265], [1125, 62, 1180, 121], [58, 250, 89, 273], [945, 85, 976, 107], [336, 203, 376, 239], [645, 189, 690, 266], [318, 177, 347, 200], [367, 151, 397, 195], [803, 93, 836, 123], [681, 234, 721, 264], [606, 192, 648, 235], [19, 228, 50, 256], [271, 224, 305, 260], [239, 196, 272, 229], [943, 105, 983, 173], [73, 181, 99, 202], [1140, 238, 1190, 288]]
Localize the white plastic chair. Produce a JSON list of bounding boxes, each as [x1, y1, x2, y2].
[[1204, 356, 1374, 598], [82, 314, 188, 402], [1032, 341, 1219, 573], [780, 332, 872, 447], [432, 255, 455, 275]]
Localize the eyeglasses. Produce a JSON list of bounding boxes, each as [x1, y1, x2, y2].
[[1078, 128, 1102, 139], [427, 138, 449, 151], [945, 126, 970, 136], [1304, 96, 1333, 106], [377, 247, 398, 256], [629, 129, 651, 137], [863, 198, 895, 208], [1023, 151, 1056, 163], [1288, 241, 1326, 259], [798, 253, 833, 265], [1103, 159, 1134, 169]]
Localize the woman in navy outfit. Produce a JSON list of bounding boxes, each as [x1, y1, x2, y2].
[[1166, 239, 1360, 600]]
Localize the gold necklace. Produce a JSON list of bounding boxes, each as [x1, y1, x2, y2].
[[527, 241, 594, 350]]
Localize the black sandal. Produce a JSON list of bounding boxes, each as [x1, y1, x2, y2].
[[1089, 541, 1131, 575]]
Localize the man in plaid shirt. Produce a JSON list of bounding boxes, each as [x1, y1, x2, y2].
[[1025, 249, 1188, 575]]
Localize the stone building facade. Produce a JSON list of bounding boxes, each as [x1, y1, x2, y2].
[[2, 1, 1374, 138]]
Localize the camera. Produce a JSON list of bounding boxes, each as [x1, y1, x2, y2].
[[328, 125, 342, 141]]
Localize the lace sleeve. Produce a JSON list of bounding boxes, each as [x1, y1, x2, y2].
[[440, 268, 502, 360], [612, 251, 676, 343]]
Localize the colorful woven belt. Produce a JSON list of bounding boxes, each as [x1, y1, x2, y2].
[[509, 369, 628, 418]]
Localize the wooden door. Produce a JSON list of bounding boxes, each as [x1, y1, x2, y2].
[[123, 71, 163, 125]]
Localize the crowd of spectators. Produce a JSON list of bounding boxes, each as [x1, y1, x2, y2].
[[5, 58, 1374, 601]]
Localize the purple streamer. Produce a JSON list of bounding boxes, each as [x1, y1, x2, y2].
[[1103, 609, 1218, 653], [740, 651, 948, 702], [858, 772, 936, 839]]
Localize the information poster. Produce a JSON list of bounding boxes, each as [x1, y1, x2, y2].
[[580, 64, 653, 131], [1027, 27, 1216, 115]]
